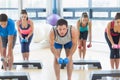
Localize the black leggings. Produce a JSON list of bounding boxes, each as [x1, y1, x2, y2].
[[20, 34, 33, 53], [79, 31, 88, 40], [105, 32, 120, 59]]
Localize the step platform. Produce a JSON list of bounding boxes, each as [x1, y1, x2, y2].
[[0, 72, 31, 80], [13, 60, 43, 69], [61, 60, 102, 69], [90, 70, 120, 80], [1, 60, 43, 69]]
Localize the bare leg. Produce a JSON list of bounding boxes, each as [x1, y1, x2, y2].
[[54, 58, 60, 80], [67, 58, 73, 80], [26, 52, 29, 60], [0, 42, 2, 56], [8, 50, 13, 70], [2, 48, 7, 70], [22, 53, 26, 60], [79, 48, 84, 59], [54, 49, 61, 80], [22, 52, 29, 61], [78, 48, 82, 58], [115, 59, 119, 69], [78, 40, 83, 59], [110, 59, 115, 69], [65, 49, 73, 80], [82, 40, 87, 59]]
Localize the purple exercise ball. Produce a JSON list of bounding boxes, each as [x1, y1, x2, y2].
[[46, 14, 61, 26]]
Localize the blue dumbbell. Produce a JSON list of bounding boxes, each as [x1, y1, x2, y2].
[[63, 58, 69, 64], [21, 38, 25, 42], [57, 58, 63, 64], [24, 39, 28, 42], [21, 38, 28, 43]]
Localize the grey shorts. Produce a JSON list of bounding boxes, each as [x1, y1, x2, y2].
[[1, 35, 17, 48]]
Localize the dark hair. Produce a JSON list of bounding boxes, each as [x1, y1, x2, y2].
[[21, 9, 28, 20], [82, 12, 88, 18], [115, 12, 120, 20], [21, 9, 27, 14], [0, 13, 8, 22], [56, 19, 68, 27]]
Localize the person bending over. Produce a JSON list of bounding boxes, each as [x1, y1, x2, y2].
[[16, 10, 34, 61], [105, 12, 120, 70], [49, 19, 78, 80], [0, 13, 17, 70], [77, 12, 92, 60]]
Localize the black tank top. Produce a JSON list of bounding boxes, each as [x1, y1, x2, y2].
[[110, 21, 119, 36]]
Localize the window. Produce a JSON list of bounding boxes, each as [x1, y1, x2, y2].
[[63, 0, 89, 8], [92, 0, 119, 7], [0, 0, 18, 20]]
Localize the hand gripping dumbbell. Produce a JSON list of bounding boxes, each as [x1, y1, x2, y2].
[[63, 58, 69, 64], [21, 38, 28, 43], [1, 57, 8, 62], [112, 44, 119, 49], [87, 43, 92, 48], [57, 58, 63, 64]]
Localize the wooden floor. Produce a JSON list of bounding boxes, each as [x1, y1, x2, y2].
[[0, 41, 120, 80]]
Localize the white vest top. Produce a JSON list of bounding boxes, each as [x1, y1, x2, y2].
[[53, 26, 72, 44]]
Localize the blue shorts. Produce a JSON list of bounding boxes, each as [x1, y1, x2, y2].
[[54, 41, 72, 49]]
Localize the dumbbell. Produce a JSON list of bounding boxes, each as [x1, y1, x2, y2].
[[1, 57, 4, 61], [63, 58, 69, 64], [118, 45, 120, 48], [87, 44, 92, 48], [21, 38, 28, 43], [78, 45, 81, 49], [57, 58, 63, 64], [57, 58, 69, 64], [1, 57, 7, 62], [112, 44, 120, 49]]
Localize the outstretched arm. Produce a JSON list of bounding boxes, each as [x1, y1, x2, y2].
[[16, 21, 23, 39], [106, 22, 114, 46], [68, 27, 78, 58], [26, 20, 34, 39], [76, 20, 80, 42], [49, 29, 59, 59], [88, 20, 92, 44], [7, 35, 14, 57], [0, 36, 2, 56]]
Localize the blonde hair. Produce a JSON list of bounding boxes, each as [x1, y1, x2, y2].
[[79, 12, 89, 23]]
